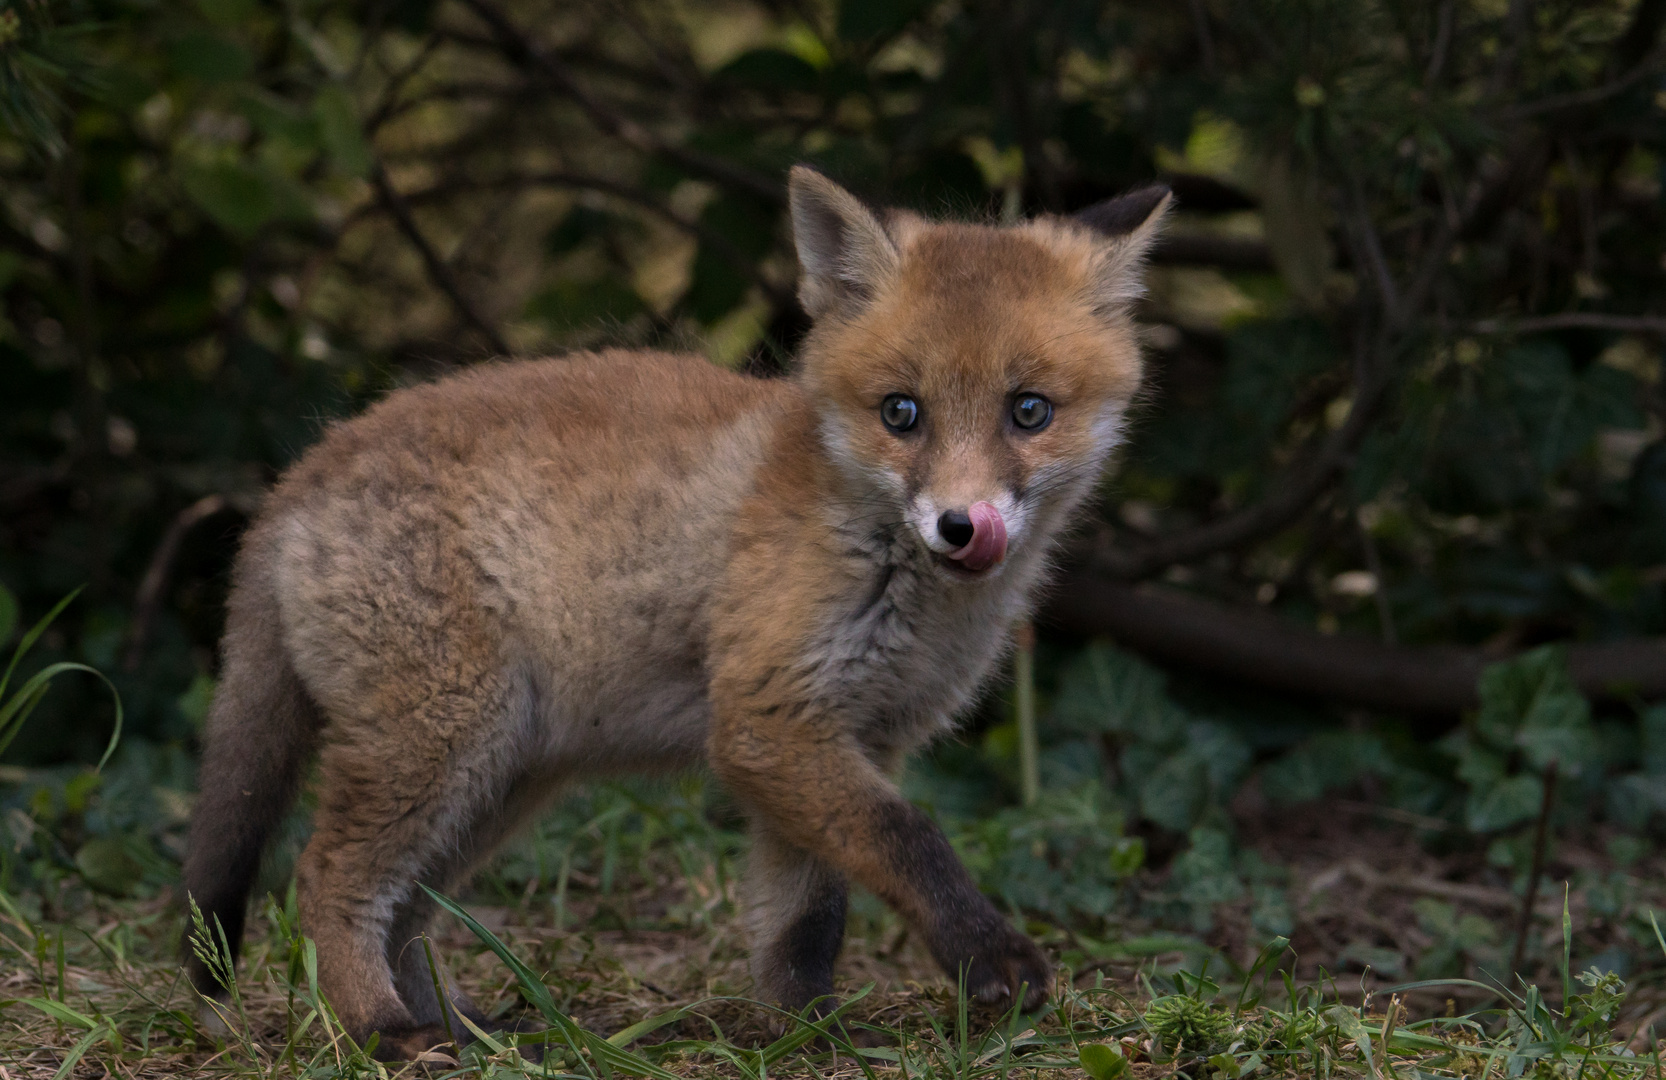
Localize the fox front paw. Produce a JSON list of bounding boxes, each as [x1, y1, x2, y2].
[[938, 920, 1052, 1012]]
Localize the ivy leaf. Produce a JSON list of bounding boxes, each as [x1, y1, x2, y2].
[[1465, 772, 1543, 832], [1080, 1043, 1128, 1080], [1476, 645, 1595, 772], [74, 838, 145, 896]]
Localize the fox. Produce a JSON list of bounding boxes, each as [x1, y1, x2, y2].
[[181, 166, 1171, 1061]]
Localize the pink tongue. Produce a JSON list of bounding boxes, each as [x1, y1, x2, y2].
[[948, 501, 1008, 572]]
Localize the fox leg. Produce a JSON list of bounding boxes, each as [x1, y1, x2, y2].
[[385, 767, 560, 1045], [297, 680, 524, 1061], [710, 709, 1050, 1012], [744, 824, 848, 1014]]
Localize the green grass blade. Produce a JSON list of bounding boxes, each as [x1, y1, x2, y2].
[[757, 984, 874, 1067], [607, 1004, 696, 1047], [425, 884, 682, 1080], [0, 586, 81, 702], [1560, 885, 1572, 1009], [0, 660, 123, 771], [422, 885, 561, 1020], [6, 996, 102, 1030], [1235, 936, 1290, 1018], [49, 1023, 105, 1080]]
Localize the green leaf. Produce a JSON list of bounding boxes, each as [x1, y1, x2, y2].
[[1080, 1042, 1129, 1080], [313, 84, 369, 178], [195, 0, 261, 29], [1476, 646, 1595, 772], [167, 30, 253, 83], [74, 837, 145, 895], [526, 277, 645, 334], [1465, 773, 1543, 832], [177, 673, 216, 729], [837, 0, 929, 41], [1641, 705, 1666, 776], [177, 160, 312, 236], [0, 581, 16, 646], [1052, 642, 1189, 744], [716, 49, 820, 92]]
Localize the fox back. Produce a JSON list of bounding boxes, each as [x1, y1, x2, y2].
[[182, 167, 1170, 1061]]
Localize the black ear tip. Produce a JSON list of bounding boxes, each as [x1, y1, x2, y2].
[[1074, 184, 1173, 237]]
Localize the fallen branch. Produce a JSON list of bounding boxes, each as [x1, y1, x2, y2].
[[1470, 312, 1666, 335], [1040, 569, 1666, 712]]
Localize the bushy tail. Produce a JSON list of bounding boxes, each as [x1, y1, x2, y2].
[[182, 562, 320, 998]]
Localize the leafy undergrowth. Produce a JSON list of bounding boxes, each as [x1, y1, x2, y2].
[[6, 801, 1666, 1080]]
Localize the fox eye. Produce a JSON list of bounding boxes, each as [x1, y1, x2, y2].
[[880, 394, 919, 433], [1012, 393, 1053, 432]]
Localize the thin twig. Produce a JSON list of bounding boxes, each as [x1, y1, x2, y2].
[[1505, 45, 1665, 117], [456, 0, 783, 205], [1356, 508, 1397, 646], [1511, 762, 1559, 975], [370, 161, 512, 357], [123, 494, 231, 671], [1014, 621, 1038, 808], [1424, 0, 1454, 85], [393, 169, 796, 310], [1095, 333, 1388, 579]]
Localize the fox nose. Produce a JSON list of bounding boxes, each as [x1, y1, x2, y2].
[[937, 508, 975, 549]]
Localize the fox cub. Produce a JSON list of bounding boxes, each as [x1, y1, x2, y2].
[[183, 166, 1170, 1060]]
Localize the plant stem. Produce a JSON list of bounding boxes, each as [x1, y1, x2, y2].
[[422, 934, 458, 1053], [1511, 761, 1559, 975], [1015, 621, 1038, 807]]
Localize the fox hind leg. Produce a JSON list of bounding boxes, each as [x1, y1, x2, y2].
[[297, 676, 526, 1061], [385, 763, 560, 1054]]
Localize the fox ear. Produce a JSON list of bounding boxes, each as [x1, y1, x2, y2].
[[789, 166, 900, 319], [1074, 184, 1173, 313]]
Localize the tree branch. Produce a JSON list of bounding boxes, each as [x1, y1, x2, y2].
[[1097, 332, 1388, 579], [122, 494, 233, 671], [1040, 570, 1666, 713], [456, 0, 784, 205], [389, 169, 798, 311], [1149, 233, 1275, 271], [1470, 312, 1666, 335], [370, 161, 512, 357]]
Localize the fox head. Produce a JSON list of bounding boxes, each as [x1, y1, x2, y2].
[[788, 166, 1170, 580]]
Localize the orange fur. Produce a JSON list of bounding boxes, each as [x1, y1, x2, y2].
[[182, 168, 1170, 1059]]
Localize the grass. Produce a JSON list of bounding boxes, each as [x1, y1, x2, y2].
[[5, 598, 1666, 1078], [5, 781, 1666, 1080]]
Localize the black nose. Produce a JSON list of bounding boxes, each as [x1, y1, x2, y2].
[[937, 508, 974, 548]]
